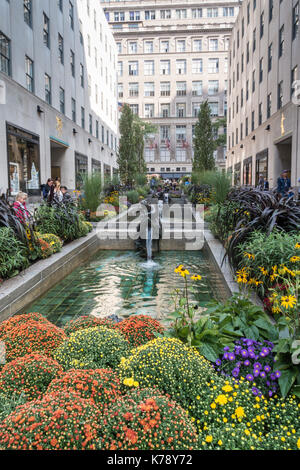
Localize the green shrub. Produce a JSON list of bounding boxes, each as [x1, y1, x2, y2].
[[54, 326, 130, 371], [126, 190, 139, 205], [36, 202, 82, 242], [81, 173, 102, 212], [0, 227, 29, 279], [35, 233, 63, 253]]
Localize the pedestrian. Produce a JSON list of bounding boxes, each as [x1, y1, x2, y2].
[[13, 192, 32, 224], [42, 178, 53, 200], [276, 170, 291, 197], [257, 174, 269, 191], [61, 186, 72, 202], [53, 181, 63, 203]]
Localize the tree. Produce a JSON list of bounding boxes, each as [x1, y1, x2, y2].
[[117, 104, 136, 186], [192, 101, 216, 173]]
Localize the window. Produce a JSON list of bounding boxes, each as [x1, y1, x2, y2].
[[177, 40, 186, 53], [129, 82, 139, 97], [160, 40, 169, 53], [25, 56, 34, 92], [223, 7, 234, 16], [160, 10, 171, 19], [145, 149, 155, 163], [176, 125, 186, 142], [291, 66, 298, 99], [267, 93, 272, 118], [176, 149, 186, 162], [176, 103, 186, 118], [144, 82, 155, 97], [193, 39, 202, 52], [0, 32, 10, 76], [81, 107, 85, 128], [43, 13, 50, 48], [144, 41, 153, 53], [269, 0, 273, 22], [192, 59, 202, 74], [208, 58, 219, 73], [160, 60, 170, 75], [176, 60, 186, 75], [176, 9, 187, 19], [75, 153, 88, 190], [128, 41, 137, 54], [114, 11, 125, 22], [118, 83, 123, 98], [24, 0, 32, 27], [129, 11, 140, 21], [208, 80, 219, 95], [160, 82, 170, 96], [160, 125, 170, 142], [268, 43, 273, 71], [71, 98, 76, 122], [192, 8, 203, 18], [253, 28, 256, 52], [192, 81, 202, 96], [245, 117, 249, 136], [58, 0, 63, 13], [293, 3, 299, 40], [145, 10, 155, 20], [160, 104, 170, 118], [116, 42, 122, 54], [207, 8, 218, 17], [129, 61, 138, 76], [80, 63, 84, 87], [176, 81, 186, 96], [117, 61, 123, 77], [45, 74, 51, 104], [69, 2, 74, 30], [144, 60, 154, 76], [130, 104, 139, 115], [89, 114, 92, 134], [278, 81, 283, 109], [252, 70, 256, 92], [251, 111, 255, 131], [209, 102, 219, 117], [260, 11, 264, 38], [243, 158, 252, 186], [259, 58, 263, 82], [209, 39, 218, 51], [192, 103, 201, 118], [259, 102, 263, 125], [160, 149, 171, 162], [144, 104, 154, 118], [279, 25, 284, 57], [58, 34, 64, 64], [247, 2, 250, 24], [59, 87, 65, 114]]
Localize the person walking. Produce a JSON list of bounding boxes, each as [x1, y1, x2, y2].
[[13, 192, 32, 224], [42, 178, 53, 200], [276, 170, 291, 197]]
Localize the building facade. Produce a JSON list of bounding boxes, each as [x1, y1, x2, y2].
[[0, 0, 118, 198], [101, 0, 240, 179], [226, 0, 300, 189]]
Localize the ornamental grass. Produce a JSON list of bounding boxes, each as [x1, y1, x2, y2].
[[114, 315, 164, 347], [63, 315, 114, 336], [0, 391, 100, 450], [99, 388, 198, 451], [47, 368, 121, 411], [118, 337, 218, 410], [0, 320, 67, 363], [0, 353, 62, 401], [54, 326, 130, 371]]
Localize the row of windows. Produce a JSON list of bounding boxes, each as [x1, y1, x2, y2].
[[228, 65, 298, 125], [117, 58, 225, 77], [230, 1, 299, 68], [118, 80, 223, 98], [128, 102, 221, 118], [147, 167, 189, 173], [105, 7, 235, 23], [117, 37, 230, 54]]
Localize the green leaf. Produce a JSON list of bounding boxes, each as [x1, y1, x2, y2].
[[278, 370, 297, 398], [198, 342, 220, 363]]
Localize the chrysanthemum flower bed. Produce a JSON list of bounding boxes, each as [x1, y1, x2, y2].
[[0, 391, 100, 450], [47, 368, 121, 411], [0, 312, 50, 337], [0, 353, 62, 400], [114, 315, 164, 347], [99, 388, 198, 450], [63, 315, 115, 336], [53, 326, 130, 370], [0, 319, 66, 363]]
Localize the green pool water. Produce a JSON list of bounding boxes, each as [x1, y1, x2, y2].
[[25, 250, 228, 327]]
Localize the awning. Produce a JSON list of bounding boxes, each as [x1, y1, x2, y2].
[[50, 136, 69, 148]]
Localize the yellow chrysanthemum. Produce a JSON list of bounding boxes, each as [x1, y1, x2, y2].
[[235, 407, 246, 419], [205, 435, 213, 443], [215, 394, 228, 406], [222, 385, 233, 393], [281, 295, 297, 309]]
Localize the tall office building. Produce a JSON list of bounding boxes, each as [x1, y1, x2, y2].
[[0, 0, 118, 197], [101, 0, 240, 179], [226, 0, 300, 188]]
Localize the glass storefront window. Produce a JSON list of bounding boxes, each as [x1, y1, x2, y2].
[[7, 124, 40, 196], [234, 163, 241, 186], [75, 152, 88, 189], [255, 150, 268, 186], [92, 159, 101, 174], [243, 157, 252, 186]]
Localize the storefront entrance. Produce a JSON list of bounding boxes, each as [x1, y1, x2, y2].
[[50, 137, 69, 186]]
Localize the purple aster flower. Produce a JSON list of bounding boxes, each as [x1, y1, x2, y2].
[[270, 373, 276, 381], [223, 352, 229, 360], [232, 368, 240, 377], [215, 359, 222, 366], [260, 371, 266, 378], [246, 340, 254, 347], [228, 353, 236, 361], [241, 349, 248, 358], [264, 365, 271, 373], [246, 374, 254, 381], [244, 360, 251, 366], [252, 387, 259, 396], [224, 346, 230, 351], [268, 391, 273, 397], [275, 370, 281, 378], [254, 362, 262, 370], [249, 352, 256, 359], [254, 369, 260, 377]]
